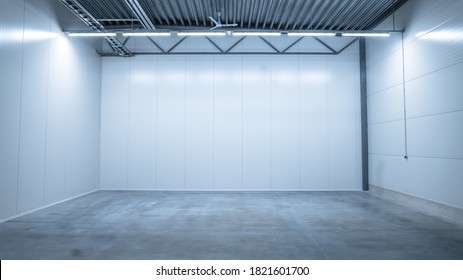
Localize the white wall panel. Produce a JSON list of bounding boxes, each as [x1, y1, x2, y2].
[[213, 56, 243, 189], [369, 155, 408, 192], [100, 49, 361, 191], [16, 0, 50, 213], [367, 49, 404, 95], [64, 44, 101, 198], [185, 56, 214, 189], [64, 76, 85, 197], [0, 0, 101, 220], [366, 27, 402, 67], [406, 62, 463, 118], [367, 85, 404, 125], [404, 14, 463, 82], [0, 0, 24, 220], [367, 0, 463, 209], [368, 121, 405, 156], [242, 56, 271, 189], [44, 35, 70, 204], [127, 56, 157, 189], [407, 112, 463, 159], [270, 56, 300, 189], [400, 0, 463, 46], [299, 56, 329, 190], [370, 155, 463, 209], [327, 51, 361, 190], [79, 52, 101, 195], [100, 59, 129, 190], [156, 56, 186, 189], [406, 157, 463, 209]]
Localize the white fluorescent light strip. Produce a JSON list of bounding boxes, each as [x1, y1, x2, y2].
[[287, 32, 336, 37], [342, 33, 390, 37], [177, 32, 225, 36], [233, 32, 280, 36], [123, 32, 170, 37], [68, 32, 117, 37]]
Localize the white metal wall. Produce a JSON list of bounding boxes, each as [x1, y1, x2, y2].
[[0, 0, 101, 220], [100, 40, 362, 191], [367, 0, 463, 209]]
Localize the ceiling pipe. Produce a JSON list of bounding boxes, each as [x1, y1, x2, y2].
[[124, 0, 156, 30]]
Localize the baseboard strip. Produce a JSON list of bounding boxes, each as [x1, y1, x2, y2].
[[0, 190, 98, 224], [369, 185, 463, 225]]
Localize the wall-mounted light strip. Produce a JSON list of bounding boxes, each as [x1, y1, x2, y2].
[[233, 32, 281, 36], [342, 33, 390, 37], [177, 32, 226, 36], [123, 32, 170, 37], [67, 32, 117, 37], [287, 32, 336, 37]]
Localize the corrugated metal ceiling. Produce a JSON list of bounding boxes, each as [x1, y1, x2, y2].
[[73, 0, 407, 31]]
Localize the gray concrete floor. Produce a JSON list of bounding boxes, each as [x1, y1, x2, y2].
[[0, 191, 462, 260]]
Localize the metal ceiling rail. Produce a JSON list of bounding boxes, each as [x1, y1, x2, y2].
[[66, 0, 408, 32], [59, 0, 133, 57]]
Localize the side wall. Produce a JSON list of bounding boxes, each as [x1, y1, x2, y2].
[[0, 0, 101, 220], [100, 38, 362, 191], [366, 0, 463, 209]]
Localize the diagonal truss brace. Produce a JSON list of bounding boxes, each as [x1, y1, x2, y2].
[[59, 0, 133, 57], [98, 36, 358, 56]]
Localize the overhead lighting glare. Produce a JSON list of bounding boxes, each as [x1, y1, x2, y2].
[[177, 32, 226, 36], [233, 32, 281, 36], [416, 31, 463, 41], [342, 33, 390, 37], [123, 32, 170, 37], [67, 32, 117, 37], [287, 32, 336, 37]]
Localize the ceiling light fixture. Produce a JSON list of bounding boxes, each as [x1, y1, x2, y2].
[[67, 32, 117, 37], [233, 32, 281, 36], [177, 32, 226, 36], [342, 32, 390, 37], [287, 32, 336, 37], [123, 32, 171, 37]]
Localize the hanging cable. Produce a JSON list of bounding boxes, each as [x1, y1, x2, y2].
[[401, 32, 408, 160]]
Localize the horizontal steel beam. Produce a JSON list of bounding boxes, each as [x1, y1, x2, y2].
[[98, 52, 341, 56]]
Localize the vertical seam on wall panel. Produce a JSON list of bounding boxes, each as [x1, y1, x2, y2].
[[269, 56, 273, 190], [212, 57, 215, 190], [326, 56, 330, 190], [356, 46, 361, 189], [98, 42, 104, 191], [98, 60, 102, 191], [43, 11, 52, 204], [401, 32, 409, 159], [154, 57, 159, 189], [15, 0, 27, 214], [241, 55, 244, 189], [184, 55, 187, 190], [298, 52, 302, 190], [63, 53, 69, 197], [126, 58, 131, 189]]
